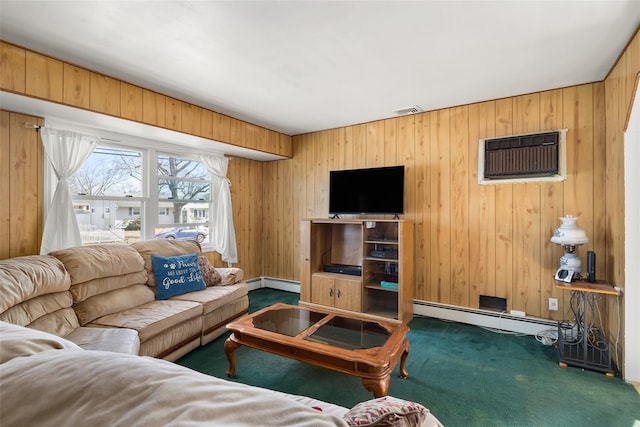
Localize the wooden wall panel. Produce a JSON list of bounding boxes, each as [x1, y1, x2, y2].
[[413, 114, 431, 299], [450, 106, 469, 307], [121, 83, 143, 122], [165, 97, 182, 131], [1, 111, 43, 259], [26, 51, 63, 102], [62, 63, 90, 109], [0, 111, 10, 259], [429, 110, 451, 304], [468, 101, 496, 308], [90, 73, 121, 116], [212, 112, 231, 143], [142, 89, 166, 127], [1, 43, 25, 93], [181, 103, 202, 136]]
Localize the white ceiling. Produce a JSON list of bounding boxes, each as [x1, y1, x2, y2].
[[1, 1, 639, 136]]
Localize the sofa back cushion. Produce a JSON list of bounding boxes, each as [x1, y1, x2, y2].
[[131, 240, 201, 289], [0, 255, 79, 336], [50, 245, 153, 326]]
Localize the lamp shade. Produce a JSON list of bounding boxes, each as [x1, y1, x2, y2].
[[551, 215, 589, 245]]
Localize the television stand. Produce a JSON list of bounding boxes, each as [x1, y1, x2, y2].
[[300, 218, 414, 324]]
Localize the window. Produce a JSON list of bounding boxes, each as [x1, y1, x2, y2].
[[155, 154, 211, 244], [70, 146, 213, 246]]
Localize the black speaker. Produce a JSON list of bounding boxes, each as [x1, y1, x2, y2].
[[587, 251, 596, 282]]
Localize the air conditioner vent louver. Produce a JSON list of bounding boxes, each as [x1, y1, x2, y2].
[[483, 131, 560, 180]]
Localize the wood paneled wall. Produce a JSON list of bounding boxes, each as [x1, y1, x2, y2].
[[263, 83, 607, 321], [604, 28, 640, 373], [0, 41, 292, 158], [0, 111, 44, 258]]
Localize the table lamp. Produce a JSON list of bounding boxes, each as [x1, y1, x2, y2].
[[551, 215, 589, 282]]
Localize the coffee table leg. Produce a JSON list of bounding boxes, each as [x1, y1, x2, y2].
[[224, 337, 240, 378], [362, 376, 391, 398], [399, 342, 410, 379]]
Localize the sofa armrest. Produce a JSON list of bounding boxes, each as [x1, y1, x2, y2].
[[215, 267, 244, 285]]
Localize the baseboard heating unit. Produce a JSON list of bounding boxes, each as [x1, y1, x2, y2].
[[413, 300, 556, 336]]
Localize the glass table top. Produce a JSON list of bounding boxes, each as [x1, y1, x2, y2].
[[251, 306, 391, 350]]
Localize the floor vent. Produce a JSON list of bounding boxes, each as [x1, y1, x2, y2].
[[478, 129, 567, 184]]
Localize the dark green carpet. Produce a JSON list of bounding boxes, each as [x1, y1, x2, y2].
[[177, 288, 640, 426]]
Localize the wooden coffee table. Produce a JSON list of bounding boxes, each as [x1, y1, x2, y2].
[[224, 303, 410, 397]]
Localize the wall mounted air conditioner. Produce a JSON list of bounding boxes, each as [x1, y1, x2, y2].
[[478, 129, 568, 185]]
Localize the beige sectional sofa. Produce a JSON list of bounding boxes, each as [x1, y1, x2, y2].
[[0, 239, 248, 361]]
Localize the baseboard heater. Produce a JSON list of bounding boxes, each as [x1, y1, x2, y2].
[[413, 300, 556, 336]]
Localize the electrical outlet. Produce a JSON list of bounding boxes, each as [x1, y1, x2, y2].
[[548, 297, 558, 311]]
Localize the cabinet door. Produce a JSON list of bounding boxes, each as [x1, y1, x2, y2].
[[334, 277, 362, 312], [311, 276, 335, 307]]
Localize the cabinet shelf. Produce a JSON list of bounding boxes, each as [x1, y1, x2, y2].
[[364, 257, 399, 262], [364, 240, 398, 245], [364, 284, 398, 292]]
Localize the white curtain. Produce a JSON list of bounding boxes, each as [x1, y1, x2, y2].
[[40, 128, 98, 254], [199, 154, 238, 264]]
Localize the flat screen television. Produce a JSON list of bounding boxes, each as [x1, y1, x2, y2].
[[329, 165, 404, 215]]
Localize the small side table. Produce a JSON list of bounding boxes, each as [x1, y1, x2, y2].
[[555, 279, 620, 377]]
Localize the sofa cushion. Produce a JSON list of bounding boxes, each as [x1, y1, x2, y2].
[[88, 300, 203, 342], [0, 321, 81, 364], [198, 255, 222, 286], [73, 285, 155, 326], [70, 271, 148, 303], [0, 291, 73, 325], [131, 239, 201, 288], [50, 245, 146, 285], [0, 255, 71, 315], [216, 267, 244, 285], [152, 253, 206, 300], [171, 282, 248, 314], [64, 326, 140, 354]]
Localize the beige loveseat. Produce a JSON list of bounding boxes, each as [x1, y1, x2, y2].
[[0, 239, 248, 361]]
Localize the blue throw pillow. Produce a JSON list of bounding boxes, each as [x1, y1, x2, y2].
[[152, 253, 206, 300]]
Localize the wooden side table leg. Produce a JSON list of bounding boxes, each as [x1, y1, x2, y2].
[[224, 336, 240, 378], [399, 342, 410, 378], [362, 376, 390, 398]]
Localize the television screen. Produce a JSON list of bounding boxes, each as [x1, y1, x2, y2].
[[329, 166, 404, 215]]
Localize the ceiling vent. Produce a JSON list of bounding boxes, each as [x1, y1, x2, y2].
[[392, 105, 423, 115]]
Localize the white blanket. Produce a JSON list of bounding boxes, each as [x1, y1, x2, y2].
[[0, 349, 349, 427]]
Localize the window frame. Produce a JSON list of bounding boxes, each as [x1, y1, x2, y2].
[[47, 136, 218, 251]]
